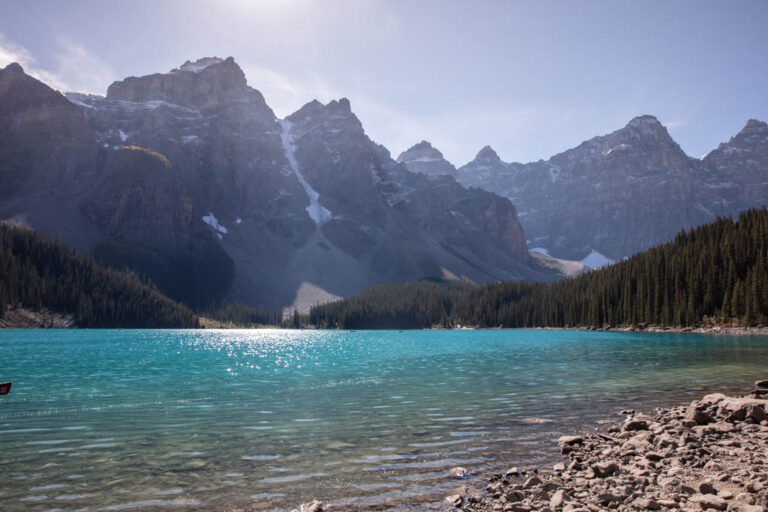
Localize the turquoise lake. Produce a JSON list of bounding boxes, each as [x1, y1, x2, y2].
[[1, 329, 768, 511]]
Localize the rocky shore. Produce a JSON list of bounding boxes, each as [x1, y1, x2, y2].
[[0, 306, 75, 328], [557, 326, 768, 336], [441, 383, 768, 512]]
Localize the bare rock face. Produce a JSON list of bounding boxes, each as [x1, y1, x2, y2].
[[0, 62, 96, 198], [402, 115, 768, 264], [1, 58, 556, 312], [106, 57, 251, 110]]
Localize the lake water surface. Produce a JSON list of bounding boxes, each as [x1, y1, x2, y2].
[[2, 329, 768, 511]]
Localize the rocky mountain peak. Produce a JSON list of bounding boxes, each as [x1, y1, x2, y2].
[[1, 63, 33, 95], [0, 62, 24, 78], [397, 140, 456, 177], [706, 118, 768, 163], [474, 145, 501, 163], [286, 98, 362, 136], [621, 114, 672, 140], [172, 57, 225, 73], [328, 97, 351, 115], [106, 56, 248, 109], [397, 140, 444, 163], [739, 118, 768, 136]]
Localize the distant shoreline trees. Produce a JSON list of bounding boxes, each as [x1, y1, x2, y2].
[[311, 208, 768, 329]]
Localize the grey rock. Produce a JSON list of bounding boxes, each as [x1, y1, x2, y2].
[[727, 504, 764, 512], [522, 476, 542, 489], [550, 489, 568, 509], [590, 461, 620, 478], [449, 116, 768, 264], [689, 494, 727, 510], [686, 405, 715, 425], [624, 415, 652, 431]]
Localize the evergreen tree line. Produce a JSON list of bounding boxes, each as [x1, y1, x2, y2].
[[0, 223, 199, 328], [310, 208, 768, 329], [203, 301, 283, 327], [309, 279, 474, 329]]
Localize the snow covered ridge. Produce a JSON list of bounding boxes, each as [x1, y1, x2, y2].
[[172, 57, 224, 74]]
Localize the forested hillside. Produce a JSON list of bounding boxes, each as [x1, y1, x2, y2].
[[0, 223, 199, 328], [309, 279, 475, 329], [311, 208, 768, 329]]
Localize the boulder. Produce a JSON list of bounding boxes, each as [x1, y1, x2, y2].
[[689, 494, 727, 510], [549, 489, 568, 509], [450, 466, 468, 478], [558, 435, 584, 446], [633, 498, 661, 510], [590, 461, 620, 478], [624, 414, 652, 431], [717, 397, 768, 423], [522, 476, 542, 489], [686, 405, 715, 425]]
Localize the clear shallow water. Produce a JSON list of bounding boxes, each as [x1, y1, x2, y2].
[[1, 329, 768, 511]]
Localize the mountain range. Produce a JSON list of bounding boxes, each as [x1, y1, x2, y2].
[[2, 56, 765, 313], [398, 116, 768, 264], [0, 57, 557, 313]]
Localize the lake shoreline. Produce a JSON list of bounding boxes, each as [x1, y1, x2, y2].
[[534, 325, 768, 336], [446, 385, 768, 512], [287, 385, 768, 512]]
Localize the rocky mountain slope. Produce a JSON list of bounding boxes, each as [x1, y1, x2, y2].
[[399, 116, 768, 263], [0, 58, 556, 312]]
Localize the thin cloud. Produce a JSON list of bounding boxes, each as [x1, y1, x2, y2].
[[53, 36, 116, 94], [0, 32, 66, 90], [0, 32, 115, 93]]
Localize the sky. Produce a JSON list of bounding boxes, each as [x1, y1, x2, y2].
[[1, 0, 767, 165]]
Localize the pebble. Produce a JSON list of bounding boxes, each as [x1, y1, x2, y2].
[[449, 387, 768, 512]]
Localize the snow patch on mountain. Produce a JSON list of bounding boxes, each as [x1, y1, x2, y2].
[[581, 250, 615, 269], [202, 213, 228, 237], [279, 119, 332, 226], [174, 57, 224, 74]]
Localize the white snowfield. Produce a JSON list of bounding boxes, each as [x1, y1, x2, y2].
[[278, 119, 333, 226]]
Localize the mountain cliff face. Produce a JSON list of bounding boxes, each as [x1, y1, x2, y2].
[[0, 58, 553, 312], [402, 115, 768, 262]]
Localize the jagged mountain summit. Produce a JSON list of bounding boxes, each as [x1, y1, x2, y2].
[[401, 115, 768, 263], [396, 141, 457, 177], [0, 57, 557, 313]]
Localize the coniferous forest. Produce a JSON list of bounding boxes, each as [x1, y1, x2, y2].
[[0, 223, 199, 327], [309, 279, 474, 329], [311, 208, 768, 329]]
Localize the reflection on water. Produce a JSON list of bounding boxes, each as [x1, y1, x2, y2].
[[1, 329, 768, 511]]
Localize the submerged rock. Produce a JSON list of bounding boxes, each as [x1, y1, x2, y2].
[[454, 386, 768, 512]]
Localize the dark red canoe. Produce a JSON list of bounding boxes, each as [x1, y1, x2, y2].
[[0, 382, 11, 395]]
